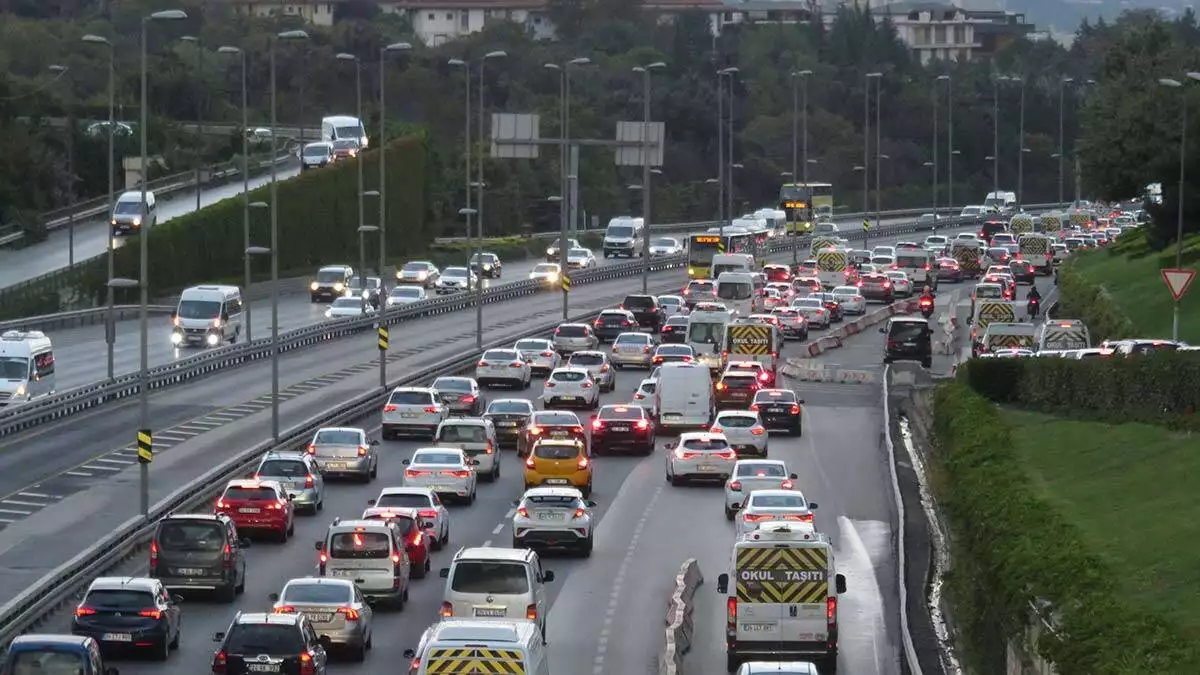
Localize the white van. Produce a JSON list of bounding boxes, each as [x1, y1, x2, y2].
[[404, 620, 549, 675], [438, 547, 554, 637], [110, 189, 157, 236], [170, 285, 243, 348], [715, 272, 757, 318], [655, 362, 715, 430], [602, 216, 645, 258], [984, 191, 1017, 213], [316, 519, 411, 607], [711, 253, 755, 278], [0, 330, 55, 407], [322, 115, 368, 148]]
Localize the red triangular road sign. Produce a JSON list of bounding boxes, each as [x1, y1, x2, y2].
[[1161, 268, 1197, 302]]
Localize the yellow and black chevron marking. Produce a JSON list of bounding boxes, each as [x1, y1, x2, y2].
[[988, 334, 1035, 348], [1041, 215, 1062, 231], [426, 648, 525, 674], [137, 429, 153, 464], [811, 237, 839, 252], [717, 240, 726, 253], [976, 302, 1015, 327], [862, 219, 870, 232], [377, 326, 389, 351], [815, 251, 846, 273], [728, 325, 772, 355], [1010, 215, 1034, 233], [1041, 330, 1086, 349], [561, 274, 571, 292], [735, 546, 829, 604]]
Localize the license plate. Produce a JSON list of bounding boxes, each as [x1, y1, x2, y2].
[[324, 462, 347, 469], [307, 613, 333, 622], [334, 569, 357, 577], [610, 426, 630, 432], [248, 665, 280, 673], [903, 342, 917, 347], [400, 412, 419, 419], [175, 567, 205, 576], [474, 607, 506, 617], [550, 430, 568, 437], [767, 407, 787, 413], [536, 512, 564, 521], [698, 464, 716, 472], [545, 478, 569, 484], [239, 507, 260, 513], [559, 396, 577, 401], [740, 623, 773, 632], [102, 633, 131, 642], [499, 422, 518, 427], [663, 413, 681, 418]]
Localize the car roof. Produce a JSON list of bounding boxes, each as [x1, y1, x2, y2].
[[890, 316, 927, 325], [362, 506, 420, 518], [11, 635, 94, 648], [599, 404, 645, 415], [678, 431, 727, 441], [379, 486, 435, 497], [716, 409, 759, 418], [440, 417, 488, 427], [747, 489, 808, 501], [414, 447, 465, 457], [316, 426, 363, 434], [551, 367, 591, 375], [522, 486, 584, 499], [234, 612, 302, 626], [227, 479, 283, 490], [734, 459, 787, 467], [89, 576, 159, 592], [488, 398, 533, 407], [454, 547, 532, 563]]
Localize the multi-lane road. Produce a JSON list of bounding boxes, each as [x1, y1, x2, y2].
[[0, 165, 301, 290], [1, 217, 1058, 674]]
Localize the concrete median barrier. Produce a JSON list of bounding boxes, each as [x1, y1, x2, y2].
[[658, 558, 704, 675]]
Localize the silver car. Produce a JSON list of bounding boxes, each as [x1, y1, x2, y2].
[[308, 427, 378, 481], [270, 577, 372, 657], [790, 297, 831, 329], [434, 418, 501, 482], [723, 460, 797, 520], [387, 285, 427, 306], [711, 410, 769, 458], [402, 448, 478, 505], [566, 351, 616, 392], [513, 338, 562, 375], [551, 323, 599, 354], [511, 486, 596, 555], [396, 261, 439, 288], [435, 266, 476, 294], [254, 451, 325, 514], [657, 294, 686, 317], [648, 237, 683, 257], [610, 332, 655, 368], [736, 488, 818, 536], [432, 376, 485, 416]]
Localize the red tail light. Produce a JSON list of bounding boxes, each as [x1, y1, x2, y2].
[[141, 608, 163, 619], [411, 530, 423, 545], [439, 601, 454, 617], [75, 607, 97, 616], [553, 328, 561, 335], [749, 404, 759, 412], [391, 552, 402, 564], [573, 507, 586, 519], [383, 404, 398, 412], [306, 444, 316, 455], [790, 404, 801, 414], [600, 364, 610, 372], [418, 509, 438, 519], [517, 506, 530, 518], [525, 456, 536, 468], [215, 499, 228, 509], [405, 469, 430, 478], [544, 381, 555, 388], [338, 607, 361, 621], [213, 651, 228, 675], [715, 382, 726, 391], [729, 481, 742, 491], [540, 350, 554, 357], [222, 542, 234, 569], [272, 604, 297, 614], [149, 540, 159, 569], [593, 320, 603, 327], [581, 382, 593, 388], [299, 652, 316, 675], [751, 428, 765, 436], [827, 596, 838, 623], [727, 597, 738, 623], [924, 263, 931, 270], [423, 406, 438, 413], [305, 474, 315, 488], [635, 419, 649, 431], [444, 470, 472, 478], [591, 419, 603, 431], [577, 457, 589, 470], [781, 479, 794, 489], [710, 425, 723, 434], [526, 604, 539, 621], [758, 372, 770, 381], [675, 448, 700, 459], [460, 395, 476, 403], [477, 360, 490, 367], [715, 450, 737, 460], [510, 361, 523, 368], [882, 282, 892, 288]]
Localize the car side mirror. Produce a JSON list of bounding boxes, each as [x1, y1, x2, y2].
[[367, 499, 376, 506], [716, 573, 729, 594], [789, 473, 798, 479], [511, 500, 520, 508], [239, 538, 252, 548], [439, 567, 450, 578], [471, 459, 481, 466], [586, 500, 597, 507], [808, 502, 819, 510], [314, 541, 324, 551], [213, 632, 225, 643], [797, 399, 806, 405], [878, 327, 886, 334], [269, 592, 280, 602], [171, 594, 184, 604], [402, 459, 410, 466], [543, 570, 555, 583], [287, 494, 294, 500], [403, 649, 416, 659], [836, 573, 847, 594]]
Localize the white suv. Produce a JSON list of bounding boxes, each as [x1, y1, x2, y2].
[[565, 351, 616, 393], [475, 348, 532, 389], [316, 519, 411, 608], [551, 323, 598, 354], [540, 367, 599, 410], [381, 387, 448, 440]]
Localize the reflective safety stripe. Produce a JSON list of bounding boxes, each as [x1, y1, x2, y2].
[[987, 334, 1035, 348], [1010, 215, 1034, 233], [735, 546, 829, 605], [1041, 214, 1063, 231], [727, 325, 773, 355], [976, 301, 1016, 328], [815, 251, 847, 272], [1041, 330, 1087, 350], [425, 648, 525, 674]]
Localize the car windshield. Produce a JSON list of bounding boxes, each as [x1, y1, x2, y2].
[[526, 495, 582, 507], [402, 263, 429, 272], [534, 443, 580, 459], [114, 200, 143, 215], [687, 282, 714, 293], [569, 353, 604, 366], [681, 438, 730, 451], [483, 350, 518, 361], [750, 494, 807, 508], [533, 412, 579, 426], [335, 125, 361, 138], [652, 238, 676, 247], [514, 340, 551, 351], [434, 378, 472, 392], [370, 515, 416, 535], [303, 145, 330, 157], [737, 463, 786, 477], [316, 270, 344, 282], [258, 460, 308, 477], [717, 282, 752, 300], [718, 414, 757, 428], [177, 299, 221, 319], [375, 493, 431, 509], [551, 370, 587, 382], [889, 323, 926, 341], [608, 225, 635, 238], [158, 521, 225, 551], [450, 562, 530, 594], [315, 430, 360, 445], [623, 296, 654, 308], [9, 650, 87, 675], [84, 589, 155, 609], [438, 424, 486, 443], [638, 381, 657, 393], [329, 531, 390, 558], [556, 325, 586, 337], [666, 316, 689, 326], [470, 253, 496, 263], [331, 298, 359, 309], [224, 624, 304, 653], [793, 299, 822, 309], [389, 390, 432, 405], [444, 268, 469, 278], [348, 277, 379, 289], [533, 264, 559, 274], [333, 140, 358, 150], [568, 248, 590, 257], [832, 288, 856, 297], [598, 312, 628, 323], [658, 346, 692, 355], [600, 406, 642, 420], [413, 452, 462, 465], [721, 375, 757, 388], [975, 286, 1003, 299], [282, 583, 353, 605], [614, 334, 650, 345], [224, 486, 278, 501], [487, 400, 531, 414]]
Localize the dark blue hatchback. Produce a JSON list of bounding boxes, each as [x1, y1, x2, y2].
[[2, 634, 118, 675]]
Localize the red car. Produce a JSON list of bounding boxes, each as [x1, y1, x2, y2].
[[360, 506, 433, 578], [214, 479, 295, 542], [762, 264, 792, 283]]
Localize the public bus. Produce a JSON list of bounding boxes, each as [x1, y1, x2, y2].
[[687, 232, 758, 279], [779, 182, 834, 235]]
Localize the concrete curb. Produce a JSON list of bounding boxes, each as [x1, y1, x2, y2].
[[778, 300, 920, 382], [658, 558, 704, 675]]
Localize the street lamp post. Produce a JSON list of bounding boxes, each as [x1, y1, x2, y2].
[[447, 59, 472, 281], [378, 42, 413, 296], [335, 53, 366, 310], [938, 75, 952, 212], [217, 44, 251, 341], [475, 51, 506, 351], [991, 77, 999, 194], [792, 69, 812, 261], [246, 245, 277, 432], [48, 65, 76, 269], [923, 162, 935, 214], [932, 77, 940, 217], [1159, 74, 1200, 340], [138, 8, 187, 519], [357, 224, 385, 386], [864, 72, 881, 216], [545, 58, 591, 321], [633, 62, 666, 294], [873, 73, 882, 230], [81, 33, 117, 380], [718, 67, 739, 236], [1001, 75, 1027, 210], [180, 35, 204, 212], [1058, 76, 1074, 205]]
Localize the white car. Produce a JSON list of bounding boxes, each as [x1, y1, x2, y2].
[[434, 418, 500, 481], [325, 296, 373, 319], [381, 387, 448, 440], [760, 288, 785, 311], [830, 286, 866, 315], [657, 295, 687, 317], [397, 261, 439, 288], [885, 270, 913, 297], [475, 348, 532, 389], [402, 448, 478, 505], [632, 378, 657, 416], [871, 255, 896, 269], [955, 232, 983, 244], [387, 285, 427, 306], [710, 410, 769, 458], [513, 338, 561, 374], [648, 237, 684, 257], [735, 488, 818, 535], [551, 323, 599, 353], [565, 247, 596, 269], [723, 460, 798, 520], [790, 297, 831, 329], [546, 238, 581, 261], [765, 282, 793, 300], [367, 487, 450, 550], [435, 266, 476, 294], [510, 486, 596, 555], [566, 351, 616, 392], [770, 307, 809, 340], [665, 432, 737, 486], [529, 262, 561, 284], [610, 332, 655, 368], [871, 246, 896, 259], [540, 367, 600, 410]]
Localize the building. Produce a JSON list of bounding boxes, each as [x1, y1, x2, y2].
[[881, 1, 1035, 64]]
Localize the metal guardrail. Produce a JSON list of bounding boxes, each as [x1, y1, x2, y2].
[[0, 305, 176, 334]]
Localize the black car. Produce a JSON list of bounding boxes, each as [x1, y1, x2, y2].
[[750, 389, 804, 435], [881, 316, 932, 368], [1008, 260, 1036, 284], [621, 294, 664, 332], [470, 252, 503, 278], [150, 513, 249, 602], [980, 220, 1008, 244], [72, 577, 182, 659], [483, 398, 534, 449], [682, 280, 715, 308], [212, 613, 330, 675], [857, 274, 895, 303], [592, 309, 637, 342], [590, 404, 655, 455], [660, 315, 689, 343], [816, 293, 845, 322]]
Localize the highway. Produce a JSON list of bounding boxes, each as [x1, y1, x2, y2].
[[0, 219, 1003, 674], [0, 165, 301, 290]]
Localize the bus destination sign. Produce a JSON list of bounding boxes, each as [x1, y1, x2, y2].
[[694, 235, 722, 244], [784, 201, 808, 209]]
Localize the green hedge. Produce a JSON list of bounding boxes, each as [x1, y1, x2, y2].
[[960, 353, 1200, 429], [1052, 261, 1136, 342], [932, 381, 1198, 674]]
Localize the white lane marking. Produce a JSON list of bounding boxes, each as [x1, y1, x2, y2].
[[0, 517, 15, 523], [505, 508, 515, 519], [1, 500, 44, 508], [18, 492, 55, 499], [482, 540, 492, 547], [0, 508, 32, 515], [835, 517, 895, 675], [66, 471, 92, 477], [593, 483, 664, 675], [94, 457, 134, 466], [152, 433, 189, 442], [491, 523, 504, 535]]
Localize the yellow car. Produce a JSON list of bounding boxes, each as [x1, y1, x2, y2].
[[524, 439, 593, 497]]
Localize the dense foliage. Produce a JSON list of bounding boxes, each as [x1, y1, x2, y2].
[[932, 380, 1199, 674], [2, 0, 1098, 237]]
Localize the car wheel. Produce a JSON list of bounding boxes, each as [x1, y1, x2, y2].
[[218, 582, 237, 603], [156, 636, 170, 661], [724, 506, 735, 521], [351, 640, 367, 663], [493, 462, 500, 481], [580, 536, 594, 557], [169, 627, 181, 649]]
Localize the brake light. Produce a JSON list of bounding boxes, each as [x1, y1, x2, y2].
[[439, 601, 454, 617], [544, 381, 555, 388], [411, 530, 423, 545], [743, 513, 769, 522], [149, 540, 159, 569], [525, 456, 536, 468], [758, 372, 770, 381], [882, 282, 892, 288], [418, 509, 438, 519], [213, 651, 228, 674], [594, 320, 603, 327], [222, 541, 234, 568], [855, 281, 863, 287], [517, 506, 530, 518], [715, 382, 726, 391], [790, 404, 801, 414], [553, 328, 561, 335], [729, 481, 742, 491], [444, 470, 472, 478], [573, 507, 586, 519], [710, 425, 723, 433], [924, 264, 931, 270], [509, 361, 524, 369], [781, 480, 794, 489], [299, 651, 315, 675], [358, 445, 369, 457], [460, 395, 476, 404], [338, 607, 361, 621], [424, 405, 438, 413], [577, 457, 589, 470], [600, 364, 610, 372], [529, 425, 542, 435], [391, 552, 402, 564], [405, 469, 429, 478], [75, 607, 97, 616], [675, 448, 699, 459], [827, 596, 838, 623], [748, 404, 759, 412], [540, 350, 554, 357], [478, 360, 490, 367], [592, 419, 603, 430], [727, 597, 738, 623], [215, 499, 228, 509], [304, 474, 315, 488], [715, 450, 737, 460], [273, 605, 297, 614], [306, 444, 316, 455], [581, 382, 593, 388], [526, 604, 539, 621], [635, 419, 649, 431], [751, 427, 765, 436]]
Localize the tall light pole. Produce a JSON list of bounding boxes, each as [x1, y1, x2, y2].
[[923, 161, 935, 213], [1159, 74, 1200, 341], [48, 65, 76, 269], [356, 223, 384, 386], [938, 74, 953, 212], [1058, 76, 1074, 205], [873, 73, 883, 230], [791, 68, 812, 258], [718, 67, 739, 236], [447, 58, 473, 308], [544, 58, 590, 321], [217, 44, 251, 341], [633, 61, 666, 294], [335, 53, 366, 309], [932, 77, 940, 217], [864, 72, 881, 215], [991, 76, 1000, 194], [378, 42, 412, 294], [1001, 75, 1027, 210], [725, 69, 739, 230], [180, 35, 204, 212], [81, 33, 116, 379], [138, 8, 187, 518], [475, 50, 506, 351], [269, 29, 310, 443]]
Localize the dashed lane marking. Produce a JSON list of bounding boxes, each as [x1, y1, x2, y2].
[[482, 540, 493, 547], [1, 500, 43, 508], [18, 492, 55, 499], [491, 523, 504, 535], [0, 508, 32, 516], [65, 471, 92, 477]]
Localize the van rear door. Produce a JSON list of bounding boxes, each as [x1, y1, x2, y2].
[[423, 646, 527, 674]]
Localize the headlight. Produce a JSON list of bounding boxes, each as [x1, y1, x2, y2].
[[417, 271, 427, 280], [132, 217, 141, 226], [310, 282, 319, 291], [546, 248, 554, 256], [334, 282, 345, 291], [14, 384, 27, 398], [362, 290, 370, 298], [212, 318, 222, 328], [548, 273, 558, 281], [206, 333, 220, 346], [170, 332, 183, 346], [111, 218, 117, 225], [325, 310, 333, 318], [483, 264, 491, 270]]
